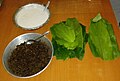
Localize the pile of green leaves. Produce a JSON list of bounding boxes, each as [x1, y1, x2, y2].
[[88, 13, 120, 60], [50, 18, 88, 60], [50, 14, 120, 61]]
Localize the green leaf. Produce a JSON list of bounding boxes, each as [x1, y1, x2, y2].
[[88, 13, 120, 60], [92, 13, 102, 22], [66, 18, 83, 48], [55, 38, 79, 50], [52, 39, 72, 60], [88, 36, 100, 57], [52, 39, 85, 60], [50, 18, 84, 50], [50, 22, 75, 43], [50, 18, 87, 60]]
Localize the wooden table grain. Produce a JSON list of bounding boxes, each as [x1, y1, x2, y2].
[[0, 0, 120, 81]]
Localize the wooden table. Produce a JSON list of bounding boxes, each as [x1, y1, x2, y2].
[[0, 0, 120, 81]]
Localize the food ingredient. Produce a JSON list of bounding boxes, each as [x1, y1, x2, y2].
[[88, 13, 120, 60], [15, 4, 49, 29], [50, 18, 87, 60], [8, 41, 51, 77]]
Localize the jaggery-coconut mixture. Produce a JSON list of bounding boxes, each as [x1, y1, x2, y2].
[[8, 41, 51, 77]]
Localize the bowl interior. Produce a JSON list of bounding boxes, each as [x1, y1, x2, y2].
[[2, 33, 53, 78], [14, 3, 50, 30]]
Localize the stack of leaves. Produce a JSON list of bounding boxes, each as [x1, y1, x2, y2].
[[50, 18, 87, 60], [88, 13, 120, 60]]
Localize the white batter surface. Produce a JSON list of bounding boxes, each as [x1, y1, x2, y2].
[[15, 4, 49, 29]]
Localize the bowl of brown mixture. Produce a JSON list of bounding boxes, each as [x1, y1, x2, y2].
[[2, 33, 53, 78]]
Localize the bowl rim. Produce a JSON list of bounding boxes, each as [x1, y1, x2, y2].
[[13, 3, 51, 30], [2, 33, 54, 78]]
